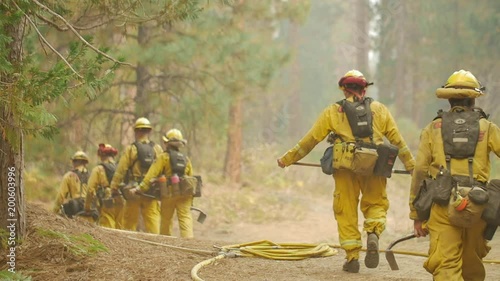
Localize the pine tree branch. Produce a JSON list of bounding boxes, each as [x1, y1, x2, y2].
[[36, 13, 114, 31], [32, 0, 134, 68], [13, 2, 83, 79]]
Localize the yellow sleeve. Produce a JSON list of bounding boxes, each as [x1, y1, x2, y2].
[[488, 122, 500, 158], [154, 144, 164, 157], [409, 125, 433, 220], [53, 172, 71, 213], [279, 107, 333, 166], [110, 145, 133, 190], [139, 154, 166, 192], [379, 104, 415, 171], [186, 158, 193, 176], [85, 166, 101, 211]]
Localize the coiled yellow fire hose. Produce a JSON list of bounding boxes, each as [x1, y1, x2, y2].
[[190, 240, 500, 281]]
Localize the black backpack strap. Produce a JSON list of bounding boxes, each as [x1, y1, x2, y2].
[[433, 109, 444, 121], [473, 107, 489, 120], [72, 168, 88, 198], [100, 163, 116, 185], [124, 143, 139, 183]]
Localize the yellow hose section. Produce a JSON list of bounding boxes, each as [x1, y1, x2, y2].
[[191, 254, 225, 281], [218, 240, 338, 260]]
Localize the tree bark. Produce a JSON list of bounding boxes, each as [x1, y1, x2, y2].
[[355, 0, 369, 72], [135, 24, 151, 118], [224, 95, 243, 183], [1, 14, 27, 251], [394, 2, 407, 117]]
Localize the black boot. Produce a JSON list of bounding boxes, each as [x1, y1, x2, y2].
[[342, 259, 360, 273], [365, 233, 379, 268]]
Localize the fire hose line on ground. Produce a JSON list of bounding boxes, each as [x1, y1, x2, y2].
[[190, 240, 500, 281], [98, 229, 500, 280]]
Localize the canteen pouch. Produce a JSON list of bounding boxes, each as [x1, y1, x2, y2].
[[333, 142, 356, 170], [482, 179, 500, 225], [413, 178, 434, 221], [373, 143, 399, 178], [320, 146, 334, 175], [180, 176, 198, 196], [448, 187, 487, 228], [431, 168, 454, 206], [351, 146, 378, 176]]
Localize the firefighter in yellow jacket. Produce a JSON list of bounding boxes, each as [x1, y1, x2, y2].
[[410, 70, 500, 281], [85, 144, 124, 228], [277, 70, 415, 273], [110, 117, 162, 233], [53, 151, 89, 216], [136, 129, 195, 238]]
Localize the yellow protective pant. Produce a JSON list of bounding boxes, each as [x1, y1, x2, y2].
[[123, 196, 160, 234], [425, 204, 490, 281], [160, 195, 194, 238], [99, 204, 125, 229], [332, 169, 388, 261]]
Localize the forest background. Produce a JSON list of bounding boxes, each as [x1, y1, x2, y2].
[[1, 0, 499, 240]]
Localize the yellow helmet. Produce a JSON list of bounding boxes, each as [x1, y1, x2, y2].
[[444, 70, 480, 89], [162, 129, 186, 144], [436, 70, 484, 99], [134, 117, 152, 130], [71, 151, 89, 162]]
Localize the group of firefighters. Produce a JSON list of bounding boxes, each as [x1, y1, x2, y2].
[[53, 119, 196, 238], [277, 69, 500, 281], [53, 69, 500, 281]]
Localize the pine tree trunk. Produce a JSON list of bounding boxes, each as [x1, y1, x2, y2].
[[394, 2, 407, 117], [1, 15, 27, 252], [355, 0, 369, 72], [224, 95, 243, 183], [136, 24, 151, 118]]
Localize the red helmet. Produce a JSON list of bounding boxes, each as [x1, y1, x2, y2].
[[338, 70, 371, 88], [98, 143, 118, 157]]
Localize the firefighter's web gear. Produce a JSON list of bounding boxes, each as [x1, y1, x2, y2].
[[410, 72, 500, 280], [71, 151, 89, 162], [110, 137, 163, 190], [436, 69, 485, 99], [409, 111, 500, 220], [139, 148, 194, 238], [279, 98, 414, 263], [110, 136, 162, 233], [410, 118, 500, 280], [85, 158, 123, 229], [134, 117, 153, 130], [53, 165, 88, 213]]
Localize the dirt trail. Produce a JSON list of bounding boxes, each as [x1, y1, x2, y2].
[[3, 176, 500, 280]]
